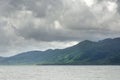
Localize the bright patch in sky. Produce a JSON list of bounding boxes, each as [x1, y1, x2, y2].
[[54, 20, 62, 29], [107, 1, 117, 12], [84, 0, 95, 7]]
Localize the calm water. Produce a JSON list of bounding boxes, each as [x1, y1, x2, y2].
[[0, 66, 119, 80]]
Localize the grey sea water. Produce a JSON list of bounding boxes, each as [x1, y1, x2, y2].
[[0, 66, 119, 80]]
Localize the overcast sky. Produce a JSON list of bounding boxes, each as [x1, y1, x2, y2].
[[0, 0, 120, 56]]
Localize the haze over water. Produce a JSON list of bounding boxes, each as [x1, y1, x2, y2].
[[0, 66, 119, 80]]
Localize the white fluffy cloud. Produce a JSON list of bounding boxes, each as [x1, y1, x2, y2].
[[0, 0, 120, 56]]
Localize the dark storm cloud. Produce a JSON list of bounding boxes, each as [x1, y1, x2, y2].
[[9, 0, 63, 17], [15, 0, 119, 42], [116, 0, 120, 14]]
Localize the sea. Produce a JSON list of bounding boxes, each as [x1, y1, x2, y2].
[[0, 66, 119, 80]]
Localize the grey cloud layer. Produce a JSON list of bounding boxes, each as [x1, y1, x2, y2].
[[0, 0, 120, 56]]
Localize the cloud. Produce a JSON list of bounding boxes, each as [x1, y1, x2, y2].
[[0, 0, 120, 56]]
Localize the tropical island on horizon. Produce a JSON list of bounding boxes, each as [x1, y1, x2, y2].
[[0, 37, 120, 65]]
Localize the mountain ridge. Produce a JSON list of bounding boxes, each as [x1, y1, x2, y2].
[[0, 37, 120, 65]]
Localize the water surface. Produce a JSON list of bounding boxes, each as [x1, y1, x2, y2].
[[0, 66, 119, 80]]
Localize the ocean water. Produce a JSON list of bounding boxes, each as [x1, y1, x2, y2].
[[0, 66, 119, 80]]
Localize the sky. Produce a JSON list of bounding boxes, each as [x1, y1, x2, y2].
[[0, 0, 120, 56]]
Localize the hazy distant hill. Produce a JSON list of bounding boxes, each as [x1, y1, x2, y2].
[[0, 37, 120, 65], [0, 57, 5, 61]]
